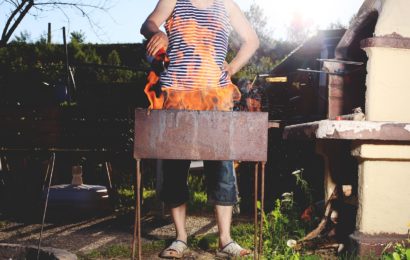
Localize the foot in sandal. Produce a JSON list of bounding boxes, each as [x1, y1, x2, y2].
[[159, 240, 188, 259], [216, 241, 252, 258]]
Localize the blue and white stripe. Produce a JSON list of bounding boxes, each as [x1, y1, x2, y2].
[[160, 0, 232, 90]]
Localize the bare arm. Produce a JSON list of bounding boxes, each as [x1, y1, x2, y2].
[[140, 0, 176, 56], [224, 0, 259, 76]]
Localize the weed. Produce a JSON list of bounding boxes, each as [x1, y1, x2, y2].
[[381, 239, 410, 260], [117, 187, 134, 198], [209, 168, 319, 259], [79, 243, 130, 259], [191, 168, 315, 259], [261, 197, 306, 259], [0, 220, 8, 228], [381, 225, 410, 260], [188, 172, 206, 192], [338, 251, 361, 260], [115, 187, 134, 209], [292, 169, 313, 205], [190, 233, 219, 250], [78, 250, 101, 260], [143, 189, 156, 199], [231, 223, 254, 251], [115, 188, 157, 209], [188, 194, 313, 259], [188, 191, 212, 212], [142, 240, 167, 252]]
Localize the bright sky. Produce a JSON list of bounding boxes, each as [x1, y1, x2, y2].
[[1, 0, 364, 44]]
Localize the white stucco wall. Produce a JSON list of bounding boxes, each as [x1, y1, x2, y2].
[[375, 0, 410, 37], [364, 47, 410, 122], [353, 144, 410, 234]]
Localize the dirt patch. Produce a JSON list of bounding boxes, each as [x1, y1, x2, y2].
[[0, 211, 219, 259]]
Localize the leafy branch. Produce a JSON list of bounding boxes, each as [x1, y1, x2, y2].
[[0, 0, 111, 48]]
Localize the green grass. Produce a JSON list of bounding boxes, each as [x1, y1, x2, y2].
[[142, 240, 167, 252], [231, 223, 254, 251], [106, 169, 331, 259], [79, 244, 130, 259], [302, 256, 322, 260], [189, 195, 321, 259], [117, 187, 156, 200], [187, 222, 253, 251], [188, 191, 213, 213], [117, 188, 134, 198], [189, 233, 218, 250], [0, 220, 8, 229], [78, 241, 166, 259], [381, 240, 410, 260], [143, 189, 156, 199], [115, 188, 157, 210]]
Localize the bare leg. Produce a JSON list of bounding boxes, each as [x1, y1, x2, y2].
[[215, 205, 233, 247], [171, 203, 188, 242]]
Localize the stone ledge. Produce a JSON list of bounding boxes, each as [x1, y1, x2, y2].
[[350, 232, 409, 257], [283, 120, 410, 141], [361, 34, 410, 49]]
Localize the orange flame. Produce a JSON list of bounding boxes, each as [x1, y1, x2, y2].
[[144, 49, 168, 109], [145, 77, 241, 111], [246, 97, 261, 112], [144, 48, 241, 111], [162, 84, 240, 111], [145, 16, 241, 111]]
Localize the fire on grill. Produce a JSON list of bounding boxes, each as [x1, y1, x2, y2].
[[133, 35, 271, 258]]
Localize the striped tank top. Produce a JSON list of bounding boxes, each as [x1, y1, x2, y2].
[[160, 0, 231, 90]]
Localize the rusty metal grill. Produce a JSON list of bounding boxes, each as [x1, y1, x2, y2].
[[134, 109, 268, 161], [132, 109, 269, 260]]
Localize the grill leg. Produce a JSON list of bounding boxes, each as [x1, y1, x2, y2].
[[258, 162, 266, 259], [132, 159, 142, 260], [253, 162, 259, 260]]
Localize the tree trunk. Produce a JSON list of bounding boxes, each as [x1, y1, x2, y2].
[[0, 0, 34, 48]]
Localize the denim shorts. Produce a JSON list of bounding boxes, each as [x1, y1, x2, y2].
[[159, 160, 238, 208]]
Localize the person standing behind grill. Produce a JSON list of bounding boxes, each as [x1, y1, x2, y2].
[[141, 0, 259, 258]]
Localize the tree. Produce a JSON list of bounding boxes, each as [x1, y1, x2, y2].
[[105, 50, 134, 83], [11, 30, 31, 43], [229, 3, 279, 79], [244, 3, 275, 55], [107, 49, 120, 66], [327, 20, 347, 30], [70, 31, 86, 44], [0, 0, 110, 48], [286, 12, 312, 44], [230, 3, 274, 54]]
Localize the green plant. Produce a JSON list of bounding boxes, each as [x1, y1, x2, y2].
[[191, 194, 310, 259], [381, 224, 410, 260], [382, 240, 410, 260], [188, 191, 212, 212], [144, 240, 167, 251], [253, 168, 320, 259], [190, 233, 219, 250], [143, 189, 156, 199], [79, 243, 130, 259], [231, 223, 254, 254], [0, 220, 8, 228], [116, 187, 134, 208], [292, 169, 313, 205], [188, 173, 206, 192], [260, 197, 306, 259], [79, 242, 165, 259]]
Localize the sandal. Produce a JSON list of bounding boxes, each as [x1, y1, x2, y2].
[[216, 241, 252, 258], [159, 240, 188, 259]]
